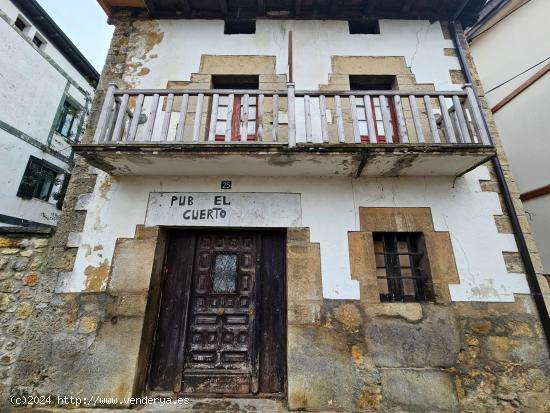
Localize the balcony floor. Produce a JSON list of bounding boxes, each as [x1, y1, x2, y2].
[[73, 143, 495, 177]]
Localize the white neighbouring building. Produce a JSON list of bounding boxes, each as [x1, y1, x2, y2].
[[0, 0, 98, 228], [468, 0, 550, 280]]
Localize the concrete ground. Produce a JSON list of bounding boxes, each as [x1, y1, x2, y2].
[[13, 398, 290, 413]]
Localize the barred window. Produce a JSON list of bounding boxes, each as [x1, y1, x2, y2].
[[373, 232, 433, 302]]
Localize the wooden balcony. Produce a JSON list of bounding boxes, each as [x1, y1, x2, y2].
[[74, 84, 495, 177]]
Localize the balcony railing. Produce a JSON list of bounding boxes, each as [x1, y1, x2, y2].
[[92, 83, 490, 148]]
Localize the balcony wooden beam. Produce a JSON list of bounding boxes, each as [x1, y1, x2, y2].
[[402, 0, 415, 13], [177, 0, 192, 17], [219, 0, 228, 15], [294, 0, 302, 16], [97, 0, 484, 24], [257, 0, 264, 15], [143, 0, 157, 13]]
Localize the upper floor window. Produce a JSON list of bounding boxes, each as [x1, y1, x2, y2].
[[14, 16, 29, 33], [210, 75, 259, 141], [17, 156, 62, 203], [350, 75, 398, 143], [374, 232, 433, 302], [32, 34, 46, 49], [56, 100, 81, 139], [348, 20, 380, 34], [224, 20, 256, 34]]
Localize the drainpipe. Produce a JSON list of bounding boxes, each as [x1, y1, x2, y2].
[[450, 0, 550, 349]]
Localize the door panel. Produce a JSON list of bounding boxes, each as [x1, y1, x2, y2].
[[258, 232, 287, 394], [148, 232, 196, 391], [182, 232, 258, 394], [147, 230, 286, 396]]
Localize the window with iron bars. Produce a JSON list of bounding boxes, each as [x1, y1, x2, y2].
[[373, 232, 433, 302]]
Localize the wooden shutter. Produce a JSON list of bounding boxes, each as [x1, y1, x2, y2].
[[56, 173, 71, 210], [16, 157, 41, 199]]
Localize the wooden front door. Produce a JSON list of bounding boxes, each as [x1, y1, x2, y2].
[[148, 230, 286, 397], [183, 231, 258, 393]]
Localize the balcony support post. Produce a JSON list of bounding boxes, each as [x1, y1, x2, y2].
[[464, 85, 490, 144], [93, 83, 117, 143], [287, 83, 296, 148], [355, 151, 368, 177]]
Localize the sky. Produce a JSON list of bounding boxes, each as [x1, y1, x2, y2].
[[36, 0, 114, 72]]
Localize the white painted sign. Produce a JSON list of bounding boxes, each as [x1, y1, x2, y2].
[[145, 192, 302, 227]]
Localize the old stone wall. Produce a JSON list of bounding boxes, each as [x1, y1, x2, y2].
[[288, 298, 550, 412], [286, 224, 550, 412], [0, 228, 51, 406]]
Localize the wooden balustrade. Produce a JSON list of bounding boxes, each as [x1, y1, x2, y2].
[[93, 83, 491, 147]]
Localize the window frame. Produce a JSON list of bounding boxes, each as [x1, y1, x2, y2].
[[349, 75, 400, 143], [224, 20, 256, 34], [373, 232, 433, 303], [17, 156, 64, 203], [32, 33, 46, 49], [348, 20, 380, 35], [211, 252, 239, 294], [14, 16, 29, 33], [55, 98, 82, 140], [355, 96, 400, 143], [210, 75, 260, 142]]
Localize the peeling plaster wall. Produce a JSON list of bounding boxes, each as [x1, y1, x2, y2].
[[60, 169, 527, 302], [56, 17, 530, 302], [55, 17, 531, 303], [123, 19, 462, 91]]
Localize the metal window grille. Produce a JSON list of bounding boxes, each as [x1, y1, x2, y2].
[[373, 232, 433, 302]]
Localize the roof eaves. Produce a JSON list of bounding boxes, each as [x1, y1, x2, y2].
[[9, 0, 100, 86], [466, 0, 515, 40]]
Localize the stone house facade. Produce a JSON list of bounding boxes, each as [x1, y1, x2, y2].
[[4, 0, 550, 412]]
